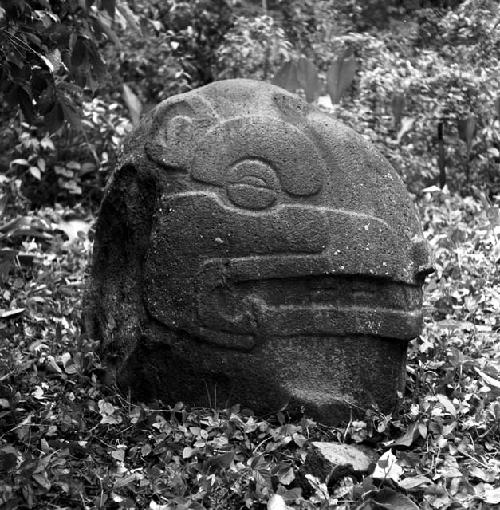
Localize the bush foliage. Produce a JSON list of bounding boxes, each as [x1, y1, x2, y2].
[[1, 1, 500, 508], [0, 189, 498, 509], [1, 0, 499, 206]]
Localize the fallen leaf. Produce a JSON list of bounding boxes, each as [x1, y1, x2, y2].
[[32, 386, 45, 400], [436, 455, 462, 479], [277, 466, 295, 486], [292, 433, 306, 447], [469, 466, 496, 483], [183, 446, 194, 459], [372, 450, 403, 483], [277, 486, 302, 502], [475, 367, 500, 389], [436, 394, 456, 415], [483, 487, 500, 504], [207, 449, 234, 469], [45, 355, 62, 374], [0, 448, 17, 472], [111, 449, 125, 462], [0, 308, 25, 319], [391, 422, 420, 448], [399, 475, 432, 491], [267, 494, 286, 510], [361, 488, 419, 510]]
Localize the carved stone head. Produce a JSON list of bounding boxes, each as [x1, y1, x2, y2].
[[85, 79, 432, 423]]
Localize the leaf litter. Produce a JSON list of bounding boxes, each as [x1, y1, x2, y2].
[[0, 191, 499, 508]]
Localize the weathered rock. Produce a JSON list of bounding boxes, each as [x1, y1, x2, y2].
[[84, 79, 432, 424], [303, 442, 377, 487], [310, 442, 377, 475]]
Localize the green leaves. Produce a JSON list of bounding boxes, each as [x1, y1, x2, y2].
[[1, 189, 500, 509], [206, 449, 235, 469], [0, 0, 133, 132], [296, 57, 321, 103], [11, 86, 36, 125], [272, 57, 321, 103], [326, 53, 357, 105], [272, 60, 301, 92], [101, 0, 117, 18], [116, 1, 142, 34], [372, 450, 403, 483], [457, 115, 477, 181], [495, 95, 500, 120], [71, 36, 107, 86], [122, 84, 142, 126], [438, 121, 446, 189], [0, 2, 500, 508], [358, 488, 419, 510], [0, 448, 17, 473], [457, 115, 477, 156], [391, 92, 405, 129], [272, 53, 356, 104]]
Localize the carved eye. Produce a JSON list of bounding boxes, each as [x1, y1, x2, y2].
[[168, 115, 193, 140], [225, 160, 280, 210]]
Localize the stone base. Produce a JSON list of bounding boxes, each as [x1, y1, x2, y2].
[[114, 329, 408, 424]]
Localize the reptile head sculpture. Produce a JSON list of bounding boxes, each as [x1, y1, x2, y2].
[[85, 79, 432, 423]]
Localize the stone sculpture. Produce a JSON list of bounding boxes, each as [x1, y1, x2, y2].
[[84, 79, 432, 424]]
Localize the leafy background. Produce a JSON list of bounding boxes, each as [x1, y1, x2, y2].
[[0, 0, 499, 508]]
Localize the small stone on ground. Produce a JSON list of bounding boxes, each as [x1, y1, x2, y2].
[[311, 442, 376, 472]]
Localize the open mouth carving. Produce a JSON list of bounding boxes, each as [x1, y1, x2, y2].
[[143, 191, 430, 352], [195, 274, 423, 349]]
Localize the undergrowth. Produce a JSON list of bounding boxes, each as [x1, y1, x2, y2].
[[0, 188, 499, 509]]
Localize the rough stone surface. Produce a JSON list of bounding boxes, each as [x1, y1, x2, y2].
[[84, 79, 432, 424], [310, 442, 376, 473], [304, 442, 377, 486]]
